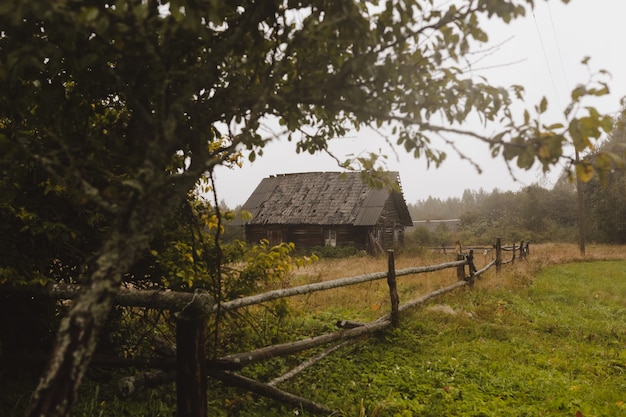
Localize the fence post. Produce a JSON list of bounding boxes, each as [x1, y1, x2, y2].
[[455, 241, 465, 281], [176, 313, 208, 417], [387, 250, 400, 327], [466, 249, 476, 286], [495, 238, 502, 275], [511, 242, 516, 264]]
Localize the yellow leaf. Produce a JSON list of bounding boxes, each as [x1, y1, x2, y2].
[[538, 144, 551, 161], [575, 162, 594, 182]]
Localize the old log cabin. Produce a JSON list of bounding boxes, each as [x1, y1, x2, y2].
[[234, 172, 413, 254]]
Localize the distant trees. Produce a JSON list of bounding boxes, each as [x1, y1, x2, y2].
[[407, 106, 626, 247], [582, 107, 626, 243], [407, 183, 580, 246], [407, 130, 626, 246], [407, 196, 462, 220]]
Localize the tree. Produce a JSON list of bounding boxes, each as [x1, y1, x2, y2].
[[583, 106, 626, 243], [0, 1, 616, 415]]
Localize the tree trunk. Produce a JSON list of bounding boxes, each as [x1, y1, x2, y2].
[[25, 178, 197, 416], [25, 216, 154, 416], [575, 150, 586, 256]]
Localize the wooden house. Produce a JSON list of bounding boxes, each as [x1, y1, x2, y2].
[[233, 172, 413, 254]]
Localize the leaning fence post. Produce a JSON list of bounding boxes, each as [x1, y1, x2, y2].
[[495, 238, 502, 275], [387, 250, 400, 327]]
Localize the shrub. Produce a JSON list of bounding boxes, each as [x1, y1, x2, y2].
[[305, 245, 360, 259]]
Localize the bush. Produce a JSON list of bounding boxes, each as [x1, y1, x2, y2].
[[305, 245, 360, 259]]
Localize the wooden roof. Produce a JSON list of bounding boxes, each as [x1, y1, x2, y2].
[[235, 171, 413, 226]]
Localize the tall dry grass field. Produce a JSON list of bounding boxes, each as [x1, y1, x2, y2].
[[287, 243, 626, 321]]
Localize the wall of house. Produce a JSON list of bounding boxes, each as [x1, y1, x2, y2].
[[286, 224, 324, 248], [333, 225, 369, 250], [245, 224, 289, 247], [372, 197, 408, 250], [245, 224, 370, 252]]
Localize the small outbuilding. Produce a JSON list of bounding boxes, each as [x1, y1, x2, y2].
[[233, 171, 413, 254]]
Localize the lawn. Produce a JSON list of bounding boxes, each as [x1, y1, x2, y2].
[[236, 259, 626, 416]]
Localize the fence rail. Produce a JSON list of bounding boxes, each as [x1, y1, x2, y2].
[[12, 238, 528, 416]]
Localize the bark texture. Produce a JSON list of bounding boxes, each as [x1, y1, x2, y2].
[[26, 170, 201, 416], [28, 224, 145, 417]]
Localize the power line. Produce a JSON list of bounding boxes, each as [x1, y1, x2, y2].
[[546, 2, 570, 93], [531, 7, 563, 112]]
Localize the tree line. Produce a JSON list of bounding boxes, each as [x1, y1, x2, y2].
[[407, 108, 626, 246]]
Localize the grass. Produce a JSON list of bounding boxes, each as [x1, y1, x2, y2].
[[224, 244, 626, 416], [3, 243, 626, 416]]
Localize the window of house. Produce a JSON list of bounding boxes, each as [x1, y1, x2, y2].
[[324, 228, 337, 247]]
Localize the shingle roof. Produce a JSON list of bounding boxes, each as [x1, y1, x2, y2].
[[234, 171, 413, 226]]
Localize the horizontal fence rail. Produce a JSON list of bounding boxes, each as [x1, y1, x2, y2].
[[7, 238, 527, 417], [215, 259, 467, 313]]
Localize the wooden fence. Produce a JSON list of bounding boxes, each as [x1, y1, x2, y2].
[[26, 238, 529, 416]]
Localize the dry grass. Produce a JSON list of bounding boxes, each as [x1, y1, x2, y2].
[[287, 243, 626, 321], [288, 250, 460, 320]]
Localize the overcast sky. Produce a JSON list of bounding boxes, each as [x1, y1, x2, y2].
[[213, 1, 626, 208]]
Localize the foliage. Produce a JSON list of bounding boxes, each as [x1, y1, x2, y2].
[[405, 225, 437, 247], [407, 182, 582, 245], [403, 103, 626, 246], [304, 245, 361, 259], [0, 0, 619, 414], [582, 106, 626, 243], [228, 239, 318, 299]]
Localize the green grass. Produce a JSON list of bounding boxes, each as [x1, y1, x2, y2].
[[234, 261, 626, 416], [4, 260, 626, 416]]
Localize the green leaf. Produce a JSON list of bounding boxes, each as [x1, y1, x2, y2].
[[516, 147, 535, 169], [538, 97, 548, 114], [600, 116, 613, 133], [571, 85, 587, 102]]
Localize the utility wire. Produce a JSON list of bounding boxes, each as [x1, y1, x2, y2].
[[546, 1, 571, 94], [531, 7, 563, 112]]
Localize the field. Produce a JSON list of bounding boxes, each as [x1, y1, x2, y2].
[[218, 243, 626, 416], [4, 244, 626, 416]]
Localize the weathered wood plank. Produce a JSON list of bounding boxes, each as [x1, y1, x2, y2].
[[21, 284, 214, 315], [210, 370, 334, 415], [217, 259, 466, 312], [218, 320, 391, 367]]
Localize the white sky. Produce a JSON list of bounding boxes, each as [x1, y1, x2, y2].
[[213, 1, 626, 208]]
